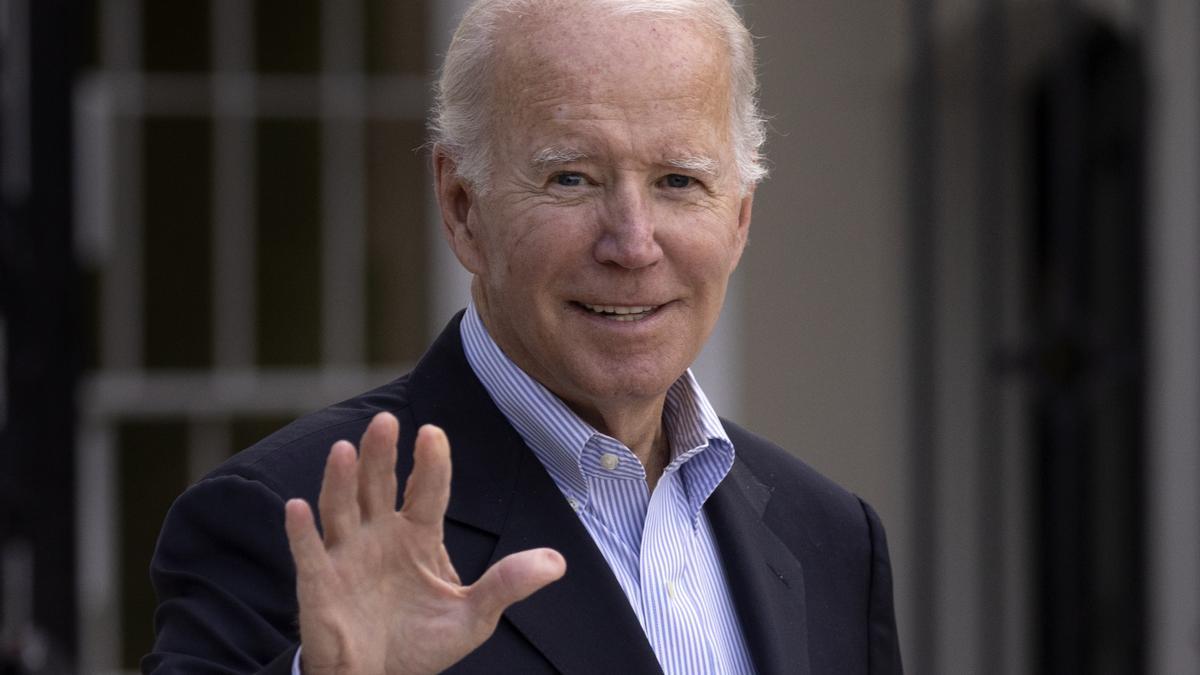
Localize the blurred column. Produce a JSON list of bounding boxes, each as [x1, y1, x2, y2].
[[78, 1, 141, 670], [906, 0, 938, 671], [98, 0, 143, 370], [974, 3, 1006, 674], [320, 0, 367, 367], [0, 0, 84, 668], [1146, 0, 1200, 672], [212, 0, 256, 370], [427, 0, 473, 337]]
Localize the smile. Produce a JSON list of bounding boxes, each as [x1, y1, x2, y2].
[[578, 303, 660, 322]]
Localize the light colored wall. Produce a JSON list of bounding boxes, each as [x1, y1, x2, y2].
[[736, 0, 913, 662], [1147, 0, 1200, 671]]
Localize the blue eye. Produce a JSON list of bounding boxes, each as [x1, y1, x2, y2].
[[554, 172, 584, 187], [664, 174, 694, 189]]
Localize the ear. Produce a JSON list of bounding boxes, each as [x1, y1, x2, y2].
[[729, 187, 754, 270], [434, 147, 484, 274]]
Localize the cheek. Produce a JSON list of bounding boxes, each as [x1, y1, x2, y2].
[[488, 226, 574, 297], [509, 212, 594, 269], [672, 224, 743, 278]]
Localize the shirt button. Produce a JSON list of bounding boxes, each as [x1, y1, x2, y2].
[[666, 581, 677, 599], [567, 497, 581, 511], [600, 453, 620, 471]]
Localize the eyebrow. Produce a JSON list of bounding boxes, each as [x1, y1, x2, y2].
[[665, 154, 721, 178], [531, 146, 590, 169], [529, 146, 722, 179]]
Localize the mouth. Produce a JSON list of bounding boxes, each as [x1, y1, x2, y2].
[[575, 302, 661, 322]]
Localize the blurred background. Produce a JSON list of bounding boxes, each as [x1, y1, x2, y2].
[[1, 0, 1197, 673]]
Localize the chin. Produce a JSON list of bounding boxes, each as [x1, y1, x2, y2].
[[572, 361, 686, 403]]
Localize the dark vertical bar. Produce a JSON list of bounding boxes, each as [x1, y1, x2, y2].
[[0, 0, 87, 667], [906, 0, 938, 672], [976, 3, 1007, 675], [1041, 1, 1086, 672]]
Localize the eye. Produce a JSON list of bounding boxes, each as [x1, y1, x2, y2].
[[663, 174, 695, 189], [553, 172, 585, 187]]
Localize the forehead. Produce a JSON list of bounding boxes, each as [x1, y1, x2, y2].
[[488, 10, 733, 155]]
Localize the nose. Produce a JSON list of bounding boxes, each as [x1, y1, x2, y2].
[[593, 184, 664, 269]]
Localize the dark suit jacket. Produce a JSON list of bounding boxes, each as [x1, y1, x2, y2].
[[143, 315, 902, 674]]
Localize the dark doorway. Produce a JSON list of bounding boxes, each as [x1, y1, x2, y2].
[[1027, 15, 1146, 675]]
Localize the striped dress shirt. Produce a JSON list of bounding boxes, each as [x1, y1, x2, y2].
[[461, 304, 755, 674]]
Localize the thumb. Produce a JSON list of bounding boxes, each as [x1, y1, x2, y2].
[[468, 548, 566, 622]]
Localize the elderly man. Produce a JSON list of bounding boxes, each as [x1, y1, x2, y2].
[[144, 1, 902, 673]]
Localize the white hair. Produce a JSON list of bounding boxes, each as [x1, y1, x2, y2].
[[429, 0, 768, 193]]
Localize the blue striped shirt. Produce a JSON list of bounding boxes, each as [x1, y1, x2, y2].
[[461, 304, 755, 674]]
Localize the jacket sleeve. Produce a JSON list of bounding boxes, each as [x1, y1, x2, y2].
[[142, 474, 302, 674], [860, 498, 904, 675]]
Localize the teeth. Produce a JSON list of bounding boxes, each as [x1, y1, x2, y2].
[[580, 303, 659, 320]]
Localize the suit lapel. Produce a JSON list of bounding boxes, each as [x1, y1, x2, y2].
[[707, 459, 812, 675], [406, 316, 662, 674], [489, 448, 662, 674]]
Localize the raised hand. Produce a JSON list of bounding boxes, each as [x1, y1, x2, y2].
[[283, 413, 566, 674]]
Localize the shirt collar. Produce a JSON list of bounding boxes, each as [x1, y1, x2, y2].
[[459, 303, 734, 512]]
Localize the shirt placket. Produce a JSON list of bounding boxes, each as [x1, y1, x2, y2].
[[638, 468, 716, 675]]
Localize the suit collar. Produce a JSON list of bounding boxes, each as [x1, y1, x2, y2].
[[406, 314, 663, 674], [707, 457, 812, 675]]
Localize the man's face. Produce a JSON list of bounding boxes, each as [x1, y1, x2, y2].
[[442, 11, 753, 426]]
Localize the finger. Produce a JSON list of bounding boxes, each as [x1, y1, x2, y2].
[[468, 548, 566, 623], [400, 424, 453, 528], [316, 441, 360, 548], [357, 412, 399, 520], [284, 499, 335, 583]]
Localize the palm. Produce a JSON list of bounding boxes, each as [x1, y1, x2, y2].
[[285, 414, 566, 675]]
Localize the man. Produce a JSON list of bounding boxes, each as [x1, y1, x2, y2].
[[144, 1, 902, 673]]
